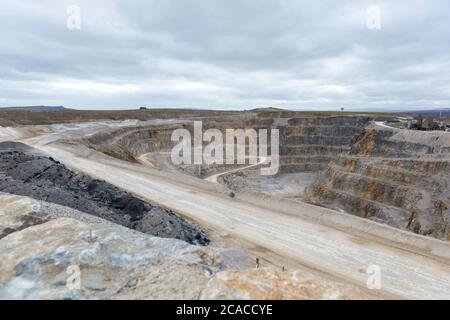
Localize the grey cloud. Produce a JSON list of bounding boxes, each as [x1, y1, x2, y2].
[[0, 0, 449, 111]]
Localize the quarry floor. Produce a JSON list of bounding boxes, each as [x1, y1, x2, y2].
[[2, 121, 449, 299]]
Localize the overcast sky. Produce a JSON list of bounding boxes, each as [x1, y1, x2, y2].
[[0, 0, 449, 111]]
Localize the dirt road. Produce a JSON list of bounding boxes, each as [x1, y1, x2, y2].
[[205, 156, 268, 183]]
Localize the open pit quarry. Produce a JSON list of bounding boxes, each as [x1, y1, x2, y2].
[[0, 109, 449, 300]]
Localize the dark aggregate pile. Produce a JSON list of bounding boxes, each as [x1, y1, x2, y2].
[[0, 142, 209, 245]]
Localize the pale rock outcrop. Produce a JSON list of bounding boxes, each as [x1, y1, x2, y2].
[[0, 194, 46, 239], [0, 217, 250, 299], [201, 268, 371, 300]]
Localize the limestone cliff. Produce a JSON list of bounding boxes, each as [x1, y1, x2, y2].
[[309, 124, 450, 239]]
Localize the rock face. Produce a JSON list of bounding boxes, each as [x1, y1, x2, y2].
[[0, 195, 47, 239], [0, 217, 234, 299], [309, 125, 450, 239], [79, 124, 183, 163], [0, 142, 208, 245], [79, 115, 369, 178], [278, 116, 370, 173], [0, 195, 249, 299]]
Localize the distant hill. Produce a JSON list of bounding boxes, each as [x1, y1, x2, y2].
[[250, 107, 286, 112], [0, 106, 66, 112], [403, 108, 450, 118]]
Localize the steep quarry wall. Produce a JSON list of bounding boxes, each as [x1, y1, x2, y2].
[[77, 118, 268, 177], [57, 116, 449, 239], [278, 116, 369, 173], [79, 124, 183, 162], [309, 124, 450, 239], [213, 115, 369, 196], [201, 115, 369, 175], [75, 115, 370, 178]]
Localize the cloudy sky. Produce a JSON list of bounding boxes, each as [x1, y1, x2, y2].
[[1, 0, 449, 111]]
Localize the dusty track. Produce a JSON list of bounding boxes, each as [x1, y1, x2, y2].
[[5, 123, 450, 299], [205, 156, 268, 183]]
